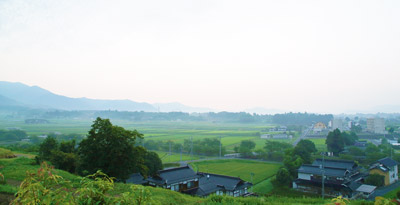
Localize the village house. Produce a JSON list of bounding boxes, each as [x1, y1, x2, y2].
[[369, 157, 398, 186], [140, 165, 252, 197], [293, 159, 372, 198]]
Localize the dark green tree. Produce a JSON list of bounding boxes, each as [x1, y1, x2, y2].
[[264, 141, 292, 161], [294, 139, 317, 164], [326, 129, 344, 154], [271, 167, 292, 187], [283, 148, 304, 177], [38, 136, 58, 162], [238, 140, 256, 157], [144, 151, 163, 177], [77, 117, 144, 180]]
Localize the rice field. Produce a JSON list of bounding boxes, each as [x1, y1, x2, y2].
[[307, 138, 327, 151], [190, 159, 281, 185]]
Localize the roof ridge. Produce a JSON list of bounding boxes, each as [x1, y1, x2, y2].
[[301, 164, 349, 171], [198, 172, 242, 180], [314, 158, 355, 163], [159, 165, 192, 173]]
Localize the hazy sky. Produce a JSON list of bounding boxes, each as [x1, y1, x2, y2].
[[0, 0, 399, 114]]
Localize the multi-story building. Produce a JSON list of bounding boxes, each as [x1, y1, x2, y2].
[[331, 119, 343, 131], [366, 118, 386, 134]]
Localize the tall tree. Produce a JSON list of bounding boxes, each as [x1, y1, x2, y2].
[[326, 129, 344, 154], [77, 117, 145, 180], [294, 139, 317, 164], [38, 136, 58, 161], [238, 140, 256, 157]]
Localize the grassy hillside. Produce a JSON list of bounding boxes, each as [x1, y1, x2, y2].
[[0, 157, 376, 204]]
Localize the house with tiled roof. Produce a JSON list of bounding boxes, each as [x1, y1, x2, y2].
[[147, 166, 200, 193], [293, 158, 370, 198], [195, 172, 252, 197], [369, 157, 398, 186], [144, 165, 252, 197]]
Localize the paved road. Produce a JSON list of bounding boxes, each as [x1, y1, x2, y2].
[[293, 125, 312, 146], [368, 181, 400, 200]]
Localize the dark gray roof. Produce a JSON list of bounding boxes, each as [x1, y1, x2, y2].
[[126, 173, 146, 185], [312, 159, 356, 170], [195, 172, 252, 196], [298, 165, 349, 177], [378, 157, 398, 167], [345, 181, 362, 191], [147, 166, 198, 185]]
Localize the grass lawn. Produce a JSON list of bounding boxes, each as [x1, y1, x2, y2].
[[190, 159, 281, 185]]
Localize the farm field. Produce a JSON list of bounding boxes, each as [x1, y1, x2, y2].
[[0, 119, 282, 154], [154, 151, 201, 163], [307, 138, 327, 151], [189, 159, 281, 185]]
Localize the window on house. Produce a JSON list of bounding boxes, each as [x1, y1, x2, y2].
[[171, 184, 179, 191], [187, 181, 194, 189]]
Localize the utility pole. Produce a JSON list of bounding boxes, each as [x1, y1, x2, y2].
[[169, 141, 172, 162], [321, 152, 325, 199], [219, 136, 222, 158], [190, 136, 193, 161], [180, 145, 183, 163], [250, 173, 254, 192]]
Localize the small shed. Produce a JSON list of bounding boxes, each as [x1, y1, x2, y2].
[[356, 184, 376, 198]]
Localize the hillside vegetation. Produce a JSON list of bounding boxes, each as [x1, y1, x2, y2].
[[0, 157, 376, 204]]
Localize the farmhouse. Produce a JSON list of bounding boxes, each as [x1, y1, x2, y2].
[[195, 172, 252, 197], [293, 159, 370, 198], [147, 166, 200, 193], [369, 157, 398, 186], [145, 165, 252, 197]]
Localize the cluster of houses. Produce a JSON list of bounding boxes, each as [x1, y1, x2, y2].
[[293, 157, 399, 199], [126, 156, 398, 200], [127, 165, 253, 197]]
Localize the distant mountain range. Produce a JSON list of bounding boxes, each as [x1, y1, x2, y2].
[[0, 81, 215, 113]]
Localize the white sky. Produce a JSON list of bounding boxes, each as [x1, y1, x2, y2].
[[0, 0, 399, 114]]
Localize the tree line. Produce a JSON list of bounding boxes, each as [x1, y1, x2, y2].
[[7, 109, 334, 125]]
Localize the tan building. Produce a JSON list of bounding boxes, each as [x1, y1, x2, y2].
[[369, 157, 398, 186], [313, 122, 327, 132]]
